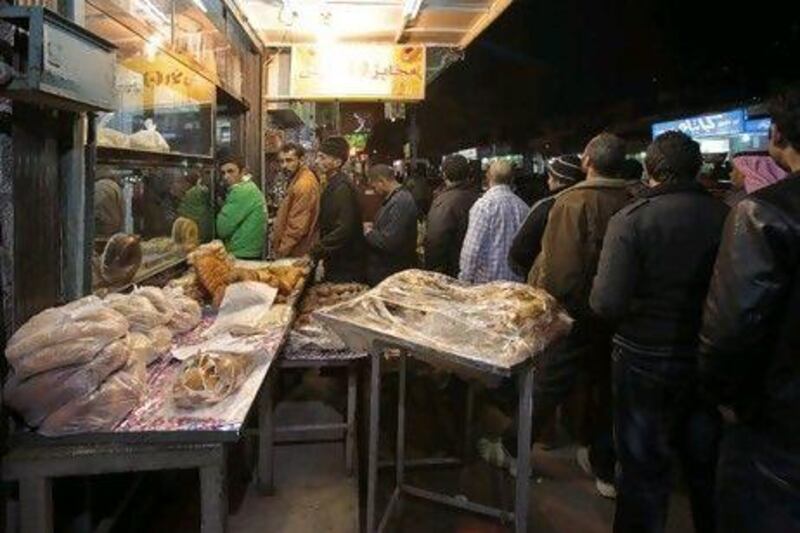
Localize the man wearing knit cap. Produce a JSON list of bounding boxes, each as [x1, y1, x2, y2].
[[310, 136, 365, 283], [508, 154, 586, 277]]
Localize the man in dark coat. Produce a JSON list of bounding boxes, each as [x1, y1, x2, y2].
[[508, 154, 585, 278], [365, 164, 418, 285], [591, 132, 729, 533], [699, 88, 800, 533], [424, 155, 480, 278], [525, 133, 634, 497], [310, 137, 365, 283]]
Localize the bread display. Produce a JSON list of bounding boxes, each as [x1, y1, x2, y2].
[[172, 352, 254, 408], [100, 234, 143, 287], [294, 283, 369, 328], [188, 241, 235, 307], [227, 263, 309, 300], [172, 217, 200, 252], [4, 337, 130, 427], [316, 270, 573, 368], [6, 297, 130, 380]]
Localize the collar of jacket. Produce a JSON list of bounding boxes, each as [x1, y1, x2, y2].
[[326, 171, 346, 189], [443, 181, 474, 193], [641, 180, 709, 199], [382, 185, 404, 205], [558, 176, 633, 195]]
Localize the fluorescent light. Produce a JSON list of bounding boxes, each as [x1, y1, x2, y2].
[[192, 0, 208, 12], [402, 0, 423, 20]]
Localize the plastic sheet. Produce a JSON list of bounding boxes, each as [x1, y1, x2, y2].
[[203, 282, 278, 337], [38, 352, 147, 436], [290, 283, 369, 352], [128, 332, 157, 366], [172, 352, 255, 409], [6, 298, 129, 379], [132, 286, 176, 323], [147, 326, 174, 358], [163, 287, 202, 333], [317, 270, 573, 368], [3, 338, 129, 427]]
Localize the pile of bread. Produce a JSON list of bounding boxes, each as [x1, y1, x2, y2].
[[3, 286, 202, 435], [175, 241, 311, 307]]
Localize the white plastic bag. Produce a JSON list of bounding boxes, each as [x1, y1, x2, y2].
[[129, 119, 170, 153]]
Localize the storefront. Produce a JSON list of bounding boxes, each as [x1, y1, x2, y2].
[[651, 107, 771, 156]]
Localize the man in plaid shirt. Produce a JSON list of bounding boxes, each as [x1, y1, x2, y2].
[[459, 160, 529, 283]]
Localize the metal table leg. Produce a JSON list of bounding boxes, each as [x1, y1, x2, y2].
[[395, 351, 407, 508], [257, 370, 275, 495], [346, 362, 358, 476], [200, 445, 228, 533], [19, 477, 53, 533], [515, 363, 535, 533], [463, 383, 475, 461], [366, 349, 382, 533]]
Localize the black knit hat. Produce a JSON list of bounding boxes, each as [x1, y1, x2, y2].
[[319, 136, 350, 163], [548, 154, 586, 184]]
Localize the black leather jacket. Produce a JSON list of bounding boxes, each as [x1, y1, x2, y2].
[[699, 174, 800, 447]]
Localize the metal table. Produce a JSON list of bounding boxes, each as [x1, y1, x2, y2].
[[2, 318, 289, 533], [316, 314, 536, 533], [255, 346, 367, 494]]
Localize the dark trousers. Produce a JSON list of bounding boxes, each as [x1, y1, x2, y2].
[[612, 343, 721, 533], [716, 424, 800, 533], [502, 322, 616, 482]]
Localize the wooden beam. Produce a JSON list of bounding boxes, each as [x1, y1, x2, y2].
[[458, 0, 512, 49]]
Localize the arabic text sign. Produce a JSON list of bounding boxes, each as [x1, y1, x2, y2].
[[290, 45, 425, 101], [651, 109, 745, 139]]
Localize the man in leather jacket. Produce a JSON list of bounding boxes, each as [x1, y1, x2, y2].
[[699, 88, 800, 532]]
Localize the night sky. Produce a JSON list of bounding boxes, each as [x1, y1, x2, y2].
[[416, 0, 800, 155]]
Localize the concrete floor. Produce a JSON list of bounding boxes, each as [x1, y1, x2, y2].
[[95, 370, 696, 533]]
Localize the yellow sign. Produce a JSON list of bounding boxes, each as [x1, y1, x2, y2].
[[118, 52, 215, 110], [290, 45, 425, 101]]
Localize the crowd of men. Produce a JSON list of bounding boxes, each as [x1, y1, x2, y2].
[[210, 88, 800, 533]]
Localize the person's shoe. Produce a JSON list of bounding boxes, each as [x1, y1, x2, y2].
[[595, 478, 617, 499], [576, 446, 592, 475], [576, 446, 616, 499]]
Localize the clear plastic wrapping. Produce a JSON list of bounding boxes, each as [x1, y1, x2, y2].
[[105, 293, 169, 332], [172, 352, 255, 409], [128, 332, 157, 366], [3, 337, 130, 427], [146, 326, 174, 358], [38, 355, 147, 436], [6, 297, 129, 379], [203, 282, 278, 337], [290, 283, 370, 352], [163, 287, 203, 333], [318, 270, 573, 368]]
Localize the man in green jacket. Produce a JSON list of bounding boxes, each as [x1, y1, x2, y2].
[[216, 155, 267, 259]]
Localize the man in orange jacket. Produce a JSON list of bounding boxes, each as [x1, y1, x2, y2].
[[271, 143, 321, 258]]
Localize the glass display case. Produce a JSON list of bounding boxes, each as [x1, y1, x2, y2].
[[92, 162, 215, 291]]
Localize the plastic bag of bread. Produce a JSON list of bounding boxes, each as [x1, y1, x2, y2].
[[164, 287, 202, 333], [146, 326, 173, 357], [38, 355, 147, 436], [6, 297, 129, 379], [105, 293, 168, 332], [129, 119, 170, 153], [203, 282, 278, 338], [128, 332, 157, 366], [172, 352, 254, 408], [132, 286, 176, 323], [3, 338, 129, 427]]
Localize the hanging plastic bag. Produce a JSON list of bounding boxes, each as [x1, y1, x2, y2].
[[129, 118, 170, 153]]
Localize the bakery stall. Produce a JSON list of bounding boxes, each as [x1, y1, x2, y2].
[[85, 0, 263, 292], [2, 241, 314, 533]]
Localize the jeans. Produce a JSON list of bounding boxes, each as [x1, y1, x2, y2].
[[716, 424, 800, 533], [612, 343, 721, 533], [502, 322, 616, 482]]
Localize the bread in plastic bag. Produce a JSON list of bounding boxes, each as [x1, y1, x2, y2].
[[203, 282, 278, 337], [97, 127, 130, 149], [105, 293, 169, 332], [163, 287, 202, 334], [3, 337, 129, 427], [129, 119, 170, 153], [6, 298, 129, 379], [147, 326, 173, 357], [38, 354, 147, 436], [315, 270, 573, 369], [132, 286, 176, 323], [172, 352, 254, 409], [128, 332, 157, 366]]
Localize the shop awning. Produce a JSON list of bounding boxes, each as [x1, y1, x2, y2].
[[235, 0, 512, 49]]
